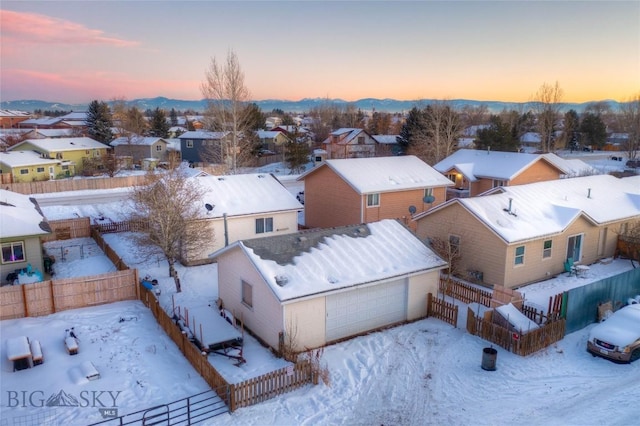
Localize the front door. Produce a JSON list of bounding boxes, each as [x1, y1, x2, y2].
[[567, 234, 583, 262]]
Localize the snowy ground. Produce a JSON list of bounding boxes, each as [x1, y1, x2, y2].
[[2, 158, 639, 425]]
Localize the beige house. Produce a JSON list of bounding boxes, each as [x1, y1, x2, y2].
[[298, 155, 453, 231], [413, 174, 640, 289], [433, 149, 593, 200], [211, 219, 448, 351], [323, 128, 376, 159], [0, 189, 52, 285], [182, 173, 303, 265]]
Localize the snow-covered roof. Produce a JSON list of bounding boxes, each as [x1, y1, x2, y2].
[[12, 137, 109, 152], [323, 128, 368, 145], [217, 219, 447, 302], [28, 128, 75, 138], [257, 130, 285, 139], [58, 111, 88, 121], [0, 151, 63, 167], [433, 149, 570, 181], [178, 131, 228, 140], [0, 110, 31, 118], [462, 124, 490, 137], [110, 136, 168, 147], [371, 135, 399, 144], [520, 132, 541, 143], [419, 174, 640, 244], [300, 155, 453, 194], [195, 173, 302, 218], [0, 189, 51, 238]]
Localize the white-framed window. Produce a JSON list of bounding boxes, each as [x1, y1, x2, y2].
[[449, 234, 460, 254], [446, 173, 456, 183], [56, 153, 63, 159], [242, 280, 253, 308], [366, 193, 380, 207], [493, 179, 506, 188], [358, 136, 365, 144], [156, 145, 163, 151], [1, 241, 25, 264], [515, 245, 525, 265], [186, 140, 194, 148], [36, 167, 45, 173], [542, 240, 552, 259], [255, 217, 274, 234], [424, 188, 433, 198], [20, 169, 28, 175]]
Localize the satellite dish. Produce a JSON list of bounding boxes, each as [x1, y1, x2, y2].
[[423, 195, 435, 204], [205, 203, 214, 212], [408, 205, 417, 214]]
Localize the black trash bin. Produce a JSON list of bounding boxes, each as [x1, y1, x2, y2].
[[481, 347, 497, 371]]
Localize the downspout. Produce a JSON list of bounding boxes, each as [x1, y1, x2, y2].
[[223, 213, 229, 247]]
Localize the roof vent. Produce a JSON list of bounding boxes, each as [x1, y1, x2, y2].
[[503, 198, 517, 217], [587, 188, 592, 199], [257, 174, 265, 178], [297, 236, 307, 243], [217, 177, 225, 181], [275, 275, 289, 286]]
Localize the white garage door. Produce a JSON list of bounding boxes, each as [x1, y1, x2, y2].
[[325, 278, 407, 342]]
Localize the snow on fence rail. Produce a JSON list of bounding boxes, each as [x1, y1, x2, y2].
[[5, 175, 148, 195], [439, 276, 492, 307]]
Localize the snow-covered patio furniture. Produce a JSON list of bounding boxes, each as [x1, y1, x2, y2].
[[6, 336, 32, 371], [30, 339, 43, 365]]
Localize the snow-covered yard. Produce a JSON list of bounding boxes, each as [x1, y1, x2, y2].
[[2, 230, 639, 425]]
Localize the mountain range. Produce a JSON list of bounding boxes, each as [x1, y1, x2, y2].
[[0, 97, 625, 115]]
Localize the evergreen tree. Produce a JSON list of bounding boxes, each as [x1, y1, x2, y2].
[[580, 113, 607, 149], [397, 106, 429, 157], [284, 127, 310, 174], [149, 107, 170, 138], [86, 100, 113, 143], [169, 108, 178, 127], [560, 110, 580, 150], [241, 103, 266, 131], [475, 115, 519, 152]]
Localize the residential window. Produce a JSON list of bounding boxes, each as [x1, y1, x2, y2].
[[186, 140, 194, 148], [366, 193, 380, 207], [493, 179, 506, 188], [36, 167, 45, 173], [156, 145, 163, 151], [255, 217, 274, 234], [449, 234, 460, 254], [56, 153, 63, 159], [567, 234, 583, 262], [2, 241, 25, 264], [515, 246, 525, 265], [61, 165, 69, 170], [424, 188, 433, 198], [358, 136, 365, 144], [20, 169, 28, 175], [242, 280, 253, 308], [446, 173, 456, 183], [542, 240, 552, 259]]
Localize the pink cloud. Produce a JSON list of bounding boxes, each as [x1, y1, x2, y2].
[[1, 10, 139, 47]]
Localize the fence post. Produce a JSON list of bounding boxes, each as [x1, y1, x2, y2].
[[426, 292, 432, 317], [229, 384, 236, 412], [49, 280, 56, 313], [21, 284, 29, 317]]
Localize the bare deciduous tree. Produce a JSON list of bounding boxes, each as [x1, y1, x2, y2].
[[129, 164, 212, 292], [618, 93, 640, 161], [201, 49, 251, 174], [532, 81, 564, 152]]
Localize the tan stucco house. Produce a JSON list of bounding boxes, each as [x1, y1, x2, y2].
[[298, 155, 453, 231], [413, 174, 640, 289], [210, 219, 448, 352], [182, 173, 303, 265], [433, 149, 593, 200], [0, 189, 52, 285]]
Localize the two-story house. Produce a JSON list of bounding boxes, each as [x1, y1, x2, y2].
[[323, 128, 376, 159], [298, 155, 453, 231], [110, 136, 171, 165], [433, 149, 590, 200], [178, 130, 231, 165], [8, 137, 110, 175]]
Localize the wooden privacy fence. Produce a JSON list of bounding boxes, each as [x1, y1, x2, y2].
[[466, 307, 566, 356], [91, 228, 132, 270], [439, 276, 492, 307], [91, 219, 149, 234], [41, 217, 91, 242], [426, 293, 458, 328], [0, 269, 139, 320], [5, 175, 148, 195], [138, 287, 314, 412]]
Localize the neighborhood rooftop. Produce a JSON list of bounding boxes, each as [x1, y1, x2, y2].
[[421, 174, 640, 244], [13, 137, 109, 151], [0, 189, 51, 239], [195, 173, 302, 218], [433, 149, 580, 181], [300, 155, 453, 194], [219, 219, 447, 302]]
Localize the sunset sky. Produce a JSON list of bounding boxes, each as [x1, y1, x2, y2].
[[1, 1, 639, 104]]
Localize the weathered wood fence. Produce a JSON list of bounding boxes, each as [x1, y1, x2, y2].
[[466, 308, 566, 356], [439, 277, 492, 306], [41, 217, 91, 242], [5, 175, 148, 195], [91, 219, 149, 234], [426, 293, 458, 328], [138, 287, 314, 412], [0, 269, 139, 320]]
